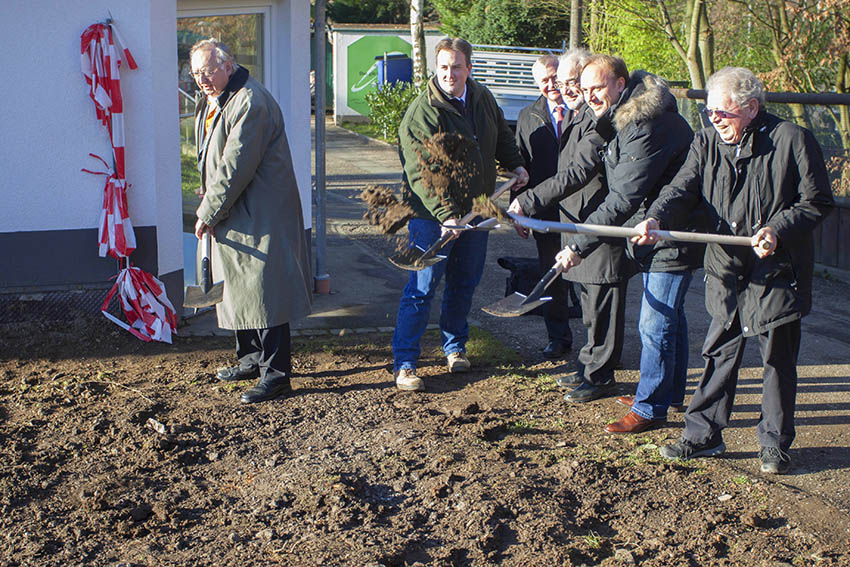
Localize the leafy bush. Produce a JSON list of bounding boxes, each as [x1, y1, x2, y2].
[[365, 81, 422, 142]]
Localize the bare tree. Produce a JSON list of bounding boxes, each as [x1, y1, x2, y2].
[[570, 0, 582, 49], [410, 0, 427, 88]]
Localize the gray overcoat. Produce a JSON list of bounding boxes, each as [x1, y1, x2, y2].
[[195, 66, 312, 330]]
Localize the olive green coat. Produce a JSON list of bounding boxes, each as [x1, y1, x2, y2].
[[195, 67, 312, 330], [398, 76, 524, 221]]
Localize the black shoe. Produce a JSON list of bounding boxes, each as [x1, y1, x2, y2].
[[556, 372, 583, 388], [240, 376, 292, 404], [217, 365, 260, 382], [759, 446, 791, 474], [563, 380, 616, 403], [542, 340, 571, 360], [659, 437, 726, 460]]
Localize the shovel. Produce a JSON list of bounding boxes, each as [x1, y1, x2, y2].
[[507, 213, 767, 248], [184, 231, 224, 308], [389, 176, 517, 271], [482, 263, 563, 317]]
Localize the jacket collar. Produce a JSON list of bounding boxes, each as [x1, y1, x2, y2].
[[612, 70, 676, 131], [733, 109, 770, 159], [214, 65, 250, 109], [429, 76, 477, 115]]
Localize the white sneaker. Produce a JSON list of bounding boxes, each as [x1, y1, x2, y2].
[[447, 352, 471, 373], [395, 368, 424, 391]]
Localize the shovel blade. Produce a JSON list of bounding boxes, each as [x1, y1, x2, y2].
[[481, 292, 551, 317], [388, 246, 446, 271], [183, 282, 224, 308]]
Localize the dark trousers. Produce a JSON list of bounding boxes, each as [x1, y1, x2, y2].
[[235, 323, 291, 383], [576, 280, 628, 385], [683, 315, 801, 451], [535, 232, 572, 345]]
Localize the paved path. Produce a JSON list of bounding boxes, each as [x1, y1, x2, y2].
[[181, 117, 850, 516]]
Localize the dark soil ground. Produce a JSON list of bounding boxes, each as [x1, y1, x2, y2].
[[1, 319, 848, 567]]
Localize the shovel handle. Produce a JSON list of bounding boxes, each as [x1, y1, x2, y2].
[[521, 263, 563, 306], [200, 231, 212, 294]]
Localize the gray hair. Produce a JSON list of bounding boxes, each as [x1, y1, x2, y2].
[[534, 53, 560, 69], [190, 38, 236, 66], [559, 48, 590, 79], [706, 66, 765, 109]]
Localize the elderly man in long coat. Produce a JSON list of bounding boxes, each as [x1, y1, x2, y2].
[[191, 39, 312, 404]]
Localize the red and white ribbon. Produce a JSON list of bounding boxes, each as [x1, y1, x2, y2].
[[82, 154, 136, 259], [81, 22, 137, 179], [101, 267, 178, 344], [81, 21, 177, 343]]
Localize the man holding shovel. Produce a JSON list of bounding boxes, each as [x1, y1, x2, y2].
[[638, 67, 834, 473], [552, 54, 702, 418], [509, 49, 634, 398], [191, 39, 312, 404], [392, 37, 528, 391]]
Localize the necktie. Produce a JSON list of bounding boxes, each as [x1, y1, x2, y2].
[[449, 97, 465, 116], [554, 105, 565, 139]]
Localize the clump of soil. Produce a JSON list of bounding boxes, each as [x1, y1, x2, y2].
[[359, 184, 414, 234], [471, 194, 506, 222], [419, 132, 480, 208]]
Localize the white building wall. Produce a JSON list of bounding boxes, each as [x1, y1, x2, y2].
[[0, 0, 181, 276]]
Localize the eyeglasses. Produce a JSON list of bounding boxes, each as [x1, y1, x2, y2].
[[702, 107, 741, 120], [191, 65, 221, 81], [555, 79, 580, 90]]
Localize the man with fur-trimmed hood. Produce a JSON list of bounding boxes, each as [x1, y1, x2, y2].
[[554, 55, 703, 428]]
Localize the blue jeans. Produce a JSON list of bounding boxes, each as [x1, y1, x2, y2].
[[632, 271, 692, 420], [392, 218, 489, 371]]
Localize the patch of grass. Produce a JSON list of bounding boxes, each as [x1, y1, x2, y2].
[[570, 445, 615, 463], [465, 327, 520, 366], [623, 443, 664, 466], [339, 121, 396, 145], [732, 475, 752, 485], [508, 418, 538, 434], [583, 531, 603, 549], [499, 370, 557, 393]]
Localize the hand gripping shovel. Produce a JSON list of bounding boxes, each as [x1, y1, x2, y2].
[[388, 176, 518, 271], [482, 263, 563, 317], [184, 231, 224, 308]]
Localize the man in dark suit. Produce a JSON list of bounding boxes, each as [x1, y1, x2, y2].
[[513, 54, 573, 359]]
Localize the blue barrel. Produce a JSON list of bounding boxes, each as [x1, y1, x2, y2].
[[376, 53, 413, 88]]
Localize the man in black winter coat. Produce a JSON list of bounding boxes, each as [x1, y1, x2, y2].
[[513, 53, 574, 359], [554, 54, 702, 416], [510, 50, 634, 394], [635, 67, 834, 474]]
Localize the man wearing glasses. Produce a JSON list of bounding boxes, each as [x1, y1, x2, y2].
[[191, 39, 312, 404], [512, 53, 575, 361], [634, 67, 834, 473], [551, 55, 702, 419], [509, 49, 633, 399]]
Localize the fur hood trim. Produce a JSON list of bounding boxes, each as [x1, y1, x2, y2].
[[613, 71, 675, 131]]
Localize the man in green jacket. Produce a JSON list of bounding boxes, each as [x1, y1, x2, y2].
[[392, 37, 528, 391], [192, 39, 312, 404]]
